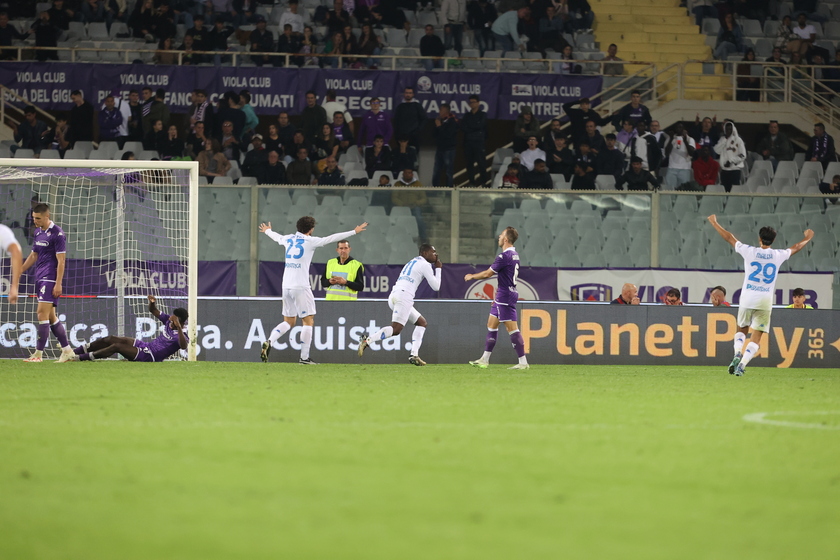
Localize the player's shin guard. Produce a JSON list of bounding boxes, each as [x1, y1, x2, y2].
[[36, 321, 50, 351], [485, 328, 498, 353], [372, 326, 394, 340], [509, 329, 527, 364], [50, 320, 70, 350], [733, 332, 746, 356], [269, 321, 291, 344], [740, 341, 760, 367], [411, 326, 426, 356], [300, 325, 313, 361]]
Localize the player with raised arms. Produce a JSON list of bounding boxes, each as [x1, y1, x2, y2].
[[708, 215, 813, 376], [260, 216, 368, 365], [19, 203, 75, 363], [464, 227, 529, 370], [70, 295, 188, 362], [358, 243, 442, 366], [0, 224, 23, 304]]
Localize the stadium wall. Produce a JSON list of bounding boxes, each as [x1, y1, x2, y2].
[[2, 300, 837, 368]]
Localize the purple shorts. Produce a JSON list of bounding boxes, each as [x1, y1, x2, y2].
[[490, 300, 518, 323], [132, 339, 155, 362], [35, 279, 59, 305]]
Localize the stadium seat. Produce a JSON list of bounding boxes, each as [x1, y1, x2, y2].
[[749, 198, 774, 214], [556, 253, 582, 268], [800, 161, 824, 182], [660, 254, 686, 269], [39, 149, 61, 159]]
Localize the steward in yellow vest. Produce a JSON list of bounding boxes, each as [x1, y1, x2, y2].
[[321, 240, 365, 300]]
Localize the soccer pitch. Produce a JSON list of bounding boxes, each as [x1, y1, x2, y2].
[[1, 362, 838, 560]]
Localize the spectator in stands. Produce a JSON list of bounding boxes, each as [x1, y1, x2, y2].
[[279, 0, 304, 35], [169, 0, 196, 31], [793, 0, 828, 23], [690, 115, 719, 155], [143, 118, 165, 151], [215, 92, 245, 141], [126, 89, 143, 141], [48, 114, 70, 156], [555, 45, 581, 74], [441, 0, 466, 55], [130, 0, 155, 40], [0, 12, 29, 60], [736, 49, 760, 102], [198, 138, 231, 183], [774, 16, 795, 51], [158, 125, 185, 159], [10, 106, 48, 156], [502, 163, 521, 188], [81, 0, 106, 25], [791, 13, 817, 60], [650, 121, 669, 162], [318, 156, 345, 186], [239, 90, 258, 141], [370, 3, 408, 30], [562, 97, 611, 146], [249, 16, 273, 66], [98, 96, 123, 143], [287, 146, 318, 184], [664, 123, 696, 189], [68, 90, 94, 146], [491, 6, 529, 52], [687, 0, 716, 27], [30, 11, 59, 62], [767, 46, 786, 65], [570, 161, 595, 190], [615, 119, 636, 149], [786, 287, 814, 308], [377, 174, 391, 187], [818, 173, 839, 204], [580, 120, 606, 157], [692, 146, 719, 189], [756, 120, 794, 170], [342, 24, 360, 67], [432, 103, 458, 187], [595, 133, 624, 183], [520, 135, 546, 171], [332, 112, 354, 154], [467, 0, 497, 56], [513, 106, 540, 153], [625, 121, 660, 172], [538, 5, 569, 54], [714, 13, 744, 60], [276, 24, 301, 66], [288, 130, 315, 163], [461, 94, 489, 187], [617, 156, 660, 191], [242, 134, 267, 177], [186, 121, 208, 159], [262, 124, 283, 158], [547, 136, 576, 179], [569, 0, 593, 32], [612, 90, 652, 128], [521, 159, 552, 189], [357, 97, 393, 153], [153, 36, 176, 64], [710, 286, 730, 306], [806, 122, 836, 171], [357, 24, 383, 68], [420, 24, 445, 71], [576, 141, 595, 178], [394, 86, 426, 150], [187, 90, 211, 136], [314, 123, 339, 161], [219, 120, 241, 162], [142, 89, 169, 136], [208, 15, 234, 65], [364, 135, 392, 179], [152, 3, 176, 40], [663, 288, 683, 305], [185, 14, 209, 52], [714, 120, 746, 191], [324, 31, 345, 68], [611, 283, 641, 305], [542, 119, 563, 148], [106, 89, 131, 147], [603, 43, 623, 76], [47, 0, 73, 31], [178, 34, 201, 64], [276, 111, 296, 153], [392, 136, 418, 176], [257, 150, 286, 185]]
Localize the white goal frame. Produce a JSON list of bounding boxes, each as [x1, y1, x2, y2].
[[0, 158, 200, 361]]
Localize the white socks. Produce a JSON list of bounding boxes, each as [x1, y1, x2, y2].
[[733, 332, 746, 356], [300, 325, 313, 360], [410, 326, 426, 356], [481, 351, 492, 362], [740, 341, 760, 367], [269, 321, 291, 343], [372, 326, 394, 340]]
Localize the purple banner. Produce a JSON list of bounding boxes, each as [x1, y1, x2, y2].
[[258, 262, 558, 300], [0, 62, 602, 120]]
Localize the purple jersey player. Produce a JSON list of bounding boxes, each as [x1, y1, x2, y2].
[[464, 227, 529, 370], [71, 295, 188, 362], [20, 203, 74, 363]]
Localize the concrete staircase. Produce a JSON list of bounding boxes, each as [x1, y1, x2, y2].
[[591, 0, 732, 101]]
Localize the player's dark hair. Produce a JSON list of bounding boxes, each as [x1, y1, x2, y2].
[[759, 226, 776, 246], [666, 288, 680, 299], [297, 216, 316, 233], [173, 308, 188, 325], [419, 243, 434, 255], [336, 239, 349, 247], [503, 227, 519, 245], [792, 287, 805, 297], [33, 203, 50, 213], [712, 285, 726, 296]]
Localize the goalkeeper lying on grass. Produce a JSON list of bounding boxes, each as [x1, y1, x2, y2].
[[70, 295, 188, 362]]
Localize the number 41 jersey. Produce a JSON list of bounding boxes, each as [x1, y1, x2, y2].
[[735, 241, 791, 311], [264, 228, 357, 289]]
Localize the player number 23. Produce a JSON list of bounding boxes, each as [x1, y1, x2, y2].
[[748, 261, 777, 284], [285, 238, 305, 259]]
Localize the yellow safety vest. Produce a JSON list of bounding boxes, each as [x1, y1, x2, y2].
[[325, 257, 363, 300]]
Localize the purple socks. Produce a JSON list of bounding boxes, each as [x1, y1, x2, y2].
[[485, 329, 498, 353], [36, 322, 50, 351], [51, 321, 69, 348], [510, 330, 526, 358]]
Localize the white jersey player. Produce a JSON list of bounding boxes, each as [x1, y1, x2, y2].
[[358, 244, 442, 366], [259, 215, 368, 364], [1, 224, 23, 304], [708, 215, 813, 376]]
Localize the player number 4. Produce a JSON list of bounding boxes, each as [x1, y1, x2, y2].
[[748, 261, 777, 284]]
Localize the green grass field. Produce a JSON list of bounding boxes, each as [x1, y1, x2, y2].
[[1, 361, 839, 560]]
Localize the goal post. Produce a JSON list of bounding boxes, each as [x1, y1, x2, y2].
[[0, 158, 199, 361]]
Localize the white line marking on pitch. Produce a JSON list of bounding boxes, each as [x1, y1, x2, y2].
[[743, 411, 840, 430]]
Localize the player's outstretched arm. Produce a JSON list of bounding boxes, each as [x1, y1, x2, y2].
[[464, 267, 495, 282], [147, 294, 162, 318], [258, 222, 272, 233], [707, 214, 737, 247], [259, 222, 285, 243], [354, 222, 368, 234], [170, 315, 187, 349], [788, 229, 815, 256]]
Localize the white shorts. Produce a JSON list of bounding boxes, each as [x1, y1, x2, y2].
[[737, 307, 772, 332], [388, 290, 421, 326], [282, 287, 317, 318]]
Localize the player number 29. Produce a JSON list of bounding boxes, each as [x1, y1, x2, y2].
[[748, 261, 777, 284], [285, 238, 305, 259]]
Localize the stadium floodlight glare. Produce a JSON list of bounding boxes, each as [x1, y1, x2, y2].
[[0, 158, 199, 361]]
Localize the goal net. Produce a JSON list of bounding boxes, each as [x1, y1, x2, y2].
[[0, 159, 198, 361]]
